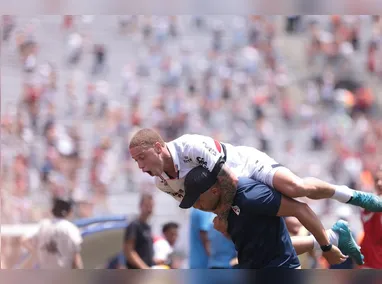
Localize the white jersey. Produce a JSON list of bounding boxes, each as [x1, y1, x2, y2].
[[26, 218, 82, 269], [153, 236, 173, 263], [155, 134, 282, 202]]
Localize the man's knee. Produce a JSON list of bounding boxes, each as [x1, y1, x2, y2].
[[285, 180, 308, 198], [273, 168, 308, 198]]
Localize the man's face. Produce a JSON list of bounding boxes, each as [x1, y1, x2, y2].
[[375, 170, 382, 195], [164, 227, 179, 247], [140, 197, 154, 217], [193, 185, 220, 212], [130, 144, 164, 177]]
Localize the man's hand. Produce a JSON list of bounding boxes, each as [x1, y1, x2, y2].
[[213, 216, 230, 238], [322, 245, 348, 265]]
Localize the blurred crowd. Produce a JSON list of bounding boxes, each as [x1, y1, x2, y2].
[[1, 15, 382, 269]]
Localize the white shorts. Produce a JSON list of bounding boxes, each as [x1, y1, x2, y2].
[[248, 150, 286, 188], [225, 144, 287, 188]]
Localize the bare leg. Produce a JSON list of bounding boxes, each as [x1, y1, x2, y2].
[[273, 168, 337, 200], [274, 168, 382, 212], [273, 168, 352, 202], [291, 235, 315, 255]]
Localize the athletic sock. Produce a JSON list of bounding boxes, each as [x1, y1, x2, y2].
[[331, 185, 353, 203]]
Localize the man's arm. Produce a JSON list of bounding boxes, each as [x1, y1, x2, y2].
[[199, 210, 214, 256], [20, 235, 36, 253], [277, 195, 347, 264], [242, 183, 330, 247], [72, 252, 84, 269], [243, 183, 347, 265], [123, 223, 151, 269], [200, 231, 211, 256], [123, 238, 150, 269], [276, 196, 330, 247]]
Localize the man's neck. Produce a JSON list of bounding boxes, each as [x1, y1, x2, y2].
[[139, 215, 149, 223], [213, 199, 226, 215], [162, 146, 177, 179]]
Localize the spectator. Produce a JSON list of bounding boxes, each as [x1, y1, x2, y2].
[[359, 165, 382, 269], [123, 194, 154, 269], [285, 217, 318, 269], [207, 214, 236, 269], [92, 44, 106, 75], [189, 208, 213, 269], [20, 197, 83, 269], [153, 222, 179, 267]]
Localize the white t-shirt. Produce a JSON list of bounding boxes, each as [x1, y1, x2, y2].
[[153, 236, 173, 263], [27, 218, 82, 269], [155, 134, 282, 202]]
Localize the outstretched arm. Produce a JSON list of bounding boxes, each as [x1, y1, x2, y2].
[[241, 183, 349, 265], [277, 196, 330, 248], [277, 196, 347, 265]]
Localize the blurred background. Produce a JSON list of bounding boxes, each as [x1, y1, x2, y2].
[[1, 15, 382, 269]]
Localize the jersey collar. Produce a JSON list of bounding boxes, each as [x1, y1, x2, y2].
[[165, 141, 180, 178]]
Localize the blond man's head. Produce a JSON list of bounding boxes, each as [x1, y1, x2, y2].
[[129, 128, 165, 149], [129, 128, 167, 177]]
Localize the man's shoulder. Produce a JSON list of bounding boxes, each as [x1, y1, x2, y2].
[[170, 134, 210, 146], [170, 134, 193, 144], [235, 178, 275, 203], [127, 219, 141, 227], [191, 208, 214, 219], [237, 177, 262, 190], [56, 219, 79, 231], [54, 219, 81, 239]]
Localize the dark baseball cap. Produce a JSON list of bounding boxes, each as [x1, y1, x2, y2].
[[179, 166, 217, 209]]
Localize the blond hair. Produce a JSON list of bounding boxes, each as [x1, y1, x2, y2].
[[129, 128, 165, 149]]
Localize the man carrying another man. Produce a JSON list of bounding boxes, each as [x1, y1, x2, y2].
[[180, 166, 364, 269]]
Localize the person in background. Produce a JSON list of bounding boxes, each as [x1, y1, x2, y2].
[[21, 197, 83, 269], [285, 216, 318, 269], [123, 194, 154, 269], [189, 208, 213, 269], [153, 222, 179, 267], [207, 214, 237, 269], [359, 165, 382, 269]]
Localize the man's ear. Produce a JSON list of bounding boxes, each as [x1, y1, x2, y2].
[[154, 142, 162, 154], [211, 184, 220, 195]]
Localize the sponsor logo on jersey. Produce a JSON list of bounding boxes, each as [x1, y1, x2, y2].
[[231, 205, 240, 216], [159, 176, 168, 185], [183, 156, 192, 163], [196, 157, 208, 168], [203, 141, 217, 156], [164, 190, 184, 199]]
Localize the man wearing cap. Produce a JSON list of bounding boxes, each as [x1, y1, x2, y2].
[[21, 198, 83, 269], [180, 166, 364, 269]]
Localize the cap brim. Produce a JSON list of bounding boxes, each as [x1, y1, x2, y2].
[[179, 192, 201, 209]]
